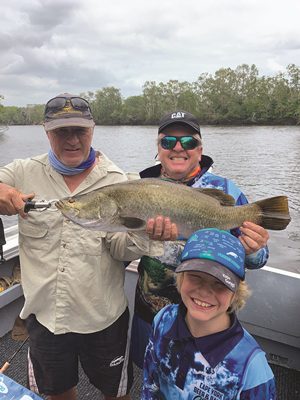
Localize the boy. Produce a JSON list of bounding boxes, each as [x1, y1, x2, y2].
[[142, 228, 276, 400]]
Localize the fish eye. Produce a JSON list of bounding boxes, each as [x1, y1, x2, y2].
[[68, 198, 76, 203]]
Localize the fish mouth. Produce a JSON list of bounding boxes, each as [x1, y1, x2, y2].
[[55, 200, 66, 210], [55, 200, 98, 228], [55, 198, 77, 212]]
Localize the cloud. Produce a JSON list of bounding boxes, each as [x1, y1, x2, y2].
[[1, 0, 299, 106]]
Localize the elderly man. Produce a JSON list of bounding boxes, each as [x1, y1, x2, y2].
[[0, 94, 176, 400]]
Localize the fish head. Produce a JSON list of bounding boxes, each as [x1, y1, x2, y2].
[[55, 192, 119, 230]]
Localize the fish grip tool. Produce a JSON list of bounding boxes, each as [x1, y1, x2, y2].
[[24, 199, 58, 212]]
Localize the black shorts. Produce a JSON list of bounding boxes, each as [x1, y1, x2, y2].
[[26, 308, 133, 397]]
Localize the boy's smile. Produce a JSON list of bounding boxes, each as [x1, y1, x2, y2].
[[180, 271, 235, 337]]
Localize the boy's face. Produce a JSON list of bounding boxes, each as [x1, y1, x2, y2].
[[180, 271, 235, 333]]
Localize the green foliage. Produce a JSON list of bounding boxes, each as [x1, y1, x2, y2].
[[121, 95, 145, 124], [142, 256, 166, 282], [1, 64, 300, 126], [81, 87, 123, 125]]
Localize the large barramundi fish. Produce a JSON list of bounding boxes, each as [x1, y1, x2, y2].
[[55, 178, 291, 237]]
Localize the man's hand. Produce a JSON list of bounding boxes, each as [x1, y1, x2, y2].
[[0, 183, 34, 218], [146, 216, 178, 241], [239, 221, 269, 255]]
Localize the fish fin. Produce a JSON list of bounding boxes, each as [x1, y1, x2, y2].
[[255, 196, 291, 230], [121, 217, 146, 230], [194, 188, 235, 206]]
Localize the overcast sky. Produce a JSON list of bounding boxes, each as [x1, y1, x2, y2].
[[1, 0, 300, 106]]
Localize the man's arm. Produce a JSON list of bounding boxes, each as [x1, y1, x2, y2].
[[233, 188, 270, 269], [239, 221, 269, 269], [105, 217, 178, 262]]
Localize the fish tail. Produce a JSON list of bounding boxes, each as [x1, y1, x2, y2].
[[254, 196, 291, 230]]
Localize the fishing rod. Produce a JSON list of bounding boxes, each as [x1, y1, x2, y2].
[[0, 217, 6, 263], [0, 335, 29, 373]]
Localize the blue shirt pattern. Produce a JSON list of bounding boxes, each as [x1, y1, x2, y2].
[[142, 305, 276, 400]]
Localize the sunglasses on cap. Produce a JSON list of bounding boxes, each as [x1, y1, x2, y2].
[[45, 96, 91, 115], [160, 136, 201, 150]]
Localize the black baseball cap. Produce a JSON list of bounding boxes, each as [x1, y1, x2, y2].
[[158, 110, 201, 137]]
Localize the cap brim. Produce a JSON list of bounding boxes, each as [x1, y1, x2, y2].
[[159, 121, 201, 135], [175, 259, 240, 292], [44, 118, 95, 131]]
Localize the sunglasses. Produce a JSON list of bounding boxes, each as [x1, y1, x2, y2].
[[45, 96, 91, 115], [160, 136, 200, 150]]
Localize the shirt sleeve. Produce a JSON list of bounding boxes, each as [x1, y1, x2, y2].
[[240, 351, 276, 399], [245, 247, 269, 269], [0, 161, 17, 187], [105, 231, 164, 261]]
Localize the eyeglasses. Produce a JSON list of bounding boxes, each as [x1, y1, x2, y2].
[[160, 136, 200, 150], [45, 96, 91, 115]]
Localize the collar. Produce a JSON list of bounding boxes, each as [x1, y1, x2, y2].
[[48, 147, 96, 176], [140, 154, 214, 185], [165, 303, 244, 368], [160, 165, 201, 184]]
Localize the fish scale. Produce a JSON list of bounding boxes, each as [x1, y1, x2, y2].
[[55, 178, 291, 237]]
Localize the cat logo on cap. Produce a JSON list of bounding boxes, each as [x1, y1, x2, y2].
[[171, 112, 185, 119]]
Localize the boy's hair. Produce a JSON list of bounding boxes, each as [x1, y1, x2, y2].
[[176, 272, 251, 313]]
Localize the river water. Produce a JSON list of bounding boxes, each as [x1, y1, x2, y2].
[[0, 125, 299, 273]]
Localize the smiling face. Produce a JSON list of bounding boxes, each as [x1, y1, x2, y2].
[[179, 271, 235, 336], [46, 126, 94, 167], [158, 124, 202, 180]]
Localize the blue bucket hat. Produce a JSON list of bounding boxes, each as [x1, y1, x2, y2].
[[175, 228, 245, 292]]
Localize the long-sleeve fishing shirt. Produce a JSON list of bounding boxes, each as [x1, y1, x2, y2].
[[142, 304, 276, 400], [0, 152, 163, 334]]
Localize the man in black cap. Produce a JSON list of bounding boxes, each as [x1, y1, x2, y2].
[[130, 109, 270, 369], [0, 94, 176, 400]]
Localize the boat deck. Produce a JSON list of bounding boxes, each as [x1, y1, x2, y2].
[[0, 331, 143, 399], [0, 331, 299, 399]]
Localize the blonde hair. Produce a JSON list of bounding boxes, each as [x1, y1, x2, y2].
[[176, 272, 251, 313], [229, 280, 251, 313]]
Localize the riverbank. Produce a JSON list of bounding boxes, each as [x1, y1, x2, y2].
[[2, 119, 300, 127]]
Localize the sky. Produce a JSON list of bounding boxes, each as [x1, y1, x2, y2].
[[1, 0, 300, 106]]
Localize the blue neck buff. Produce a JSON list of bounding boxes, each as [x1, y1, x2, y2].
[[48, 147, 96, 176]]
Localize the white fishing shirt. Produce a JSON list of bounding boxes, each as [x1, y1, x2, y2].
[[0, 153, 163, 334]]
